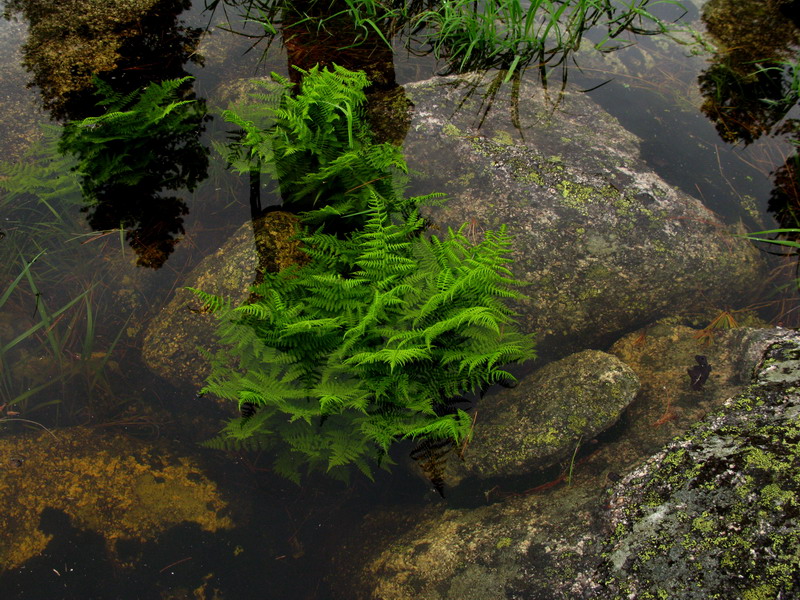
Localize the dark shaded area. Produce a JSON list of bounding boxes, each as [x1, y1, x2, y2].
[[698, 0, 800, 146], [769, 146, 800, 229], [687, 354, 712, 391], [0, 499, 352, 599], [58, 78, 210, 269], [0, 508, 122, 599], [5, 0, 210, 268], [693, 0, 800, 237]]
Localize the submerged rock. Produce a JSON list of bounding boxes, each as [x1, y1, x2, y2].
[[400, 72, 764, 356], [458, 350, 639, 481], [142, 211, 305, 389], [0, 425, 232, 571], [608, 320, 784, 451], [331, 328, 800, 600]]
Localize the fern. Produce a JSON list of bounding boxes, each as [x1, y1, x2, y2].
[[195, 64, 535, 488], [220, 64, 415, 227], [60, 76, 208, 197], [196, 194, 535, 482], [52, 76, 209, 268]]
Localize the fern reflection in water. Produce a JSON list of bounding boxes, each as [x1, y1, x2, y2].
[[59, 76, 209, 268], [192, 197, 535, 483]]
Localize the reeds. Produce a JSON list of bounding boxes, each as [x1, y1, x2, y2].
[[0, 131, 132, 431], [223, 0, 682, 80]]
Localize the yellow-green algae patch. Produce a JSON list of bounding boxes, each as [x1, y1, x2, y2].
[[0, 426, 232, 571]]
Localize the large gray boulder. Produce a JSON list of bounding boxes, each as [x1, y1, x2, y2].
[[400, 72, 764, 356], [143, 72, 763, 389]]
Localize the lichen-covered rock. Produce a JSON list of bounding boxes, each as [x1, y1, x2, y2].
[[460, 350, 639, 480], [401, 72, 764, 356], [142, 211, 305, 389], [589, 336, 800, 599], [0, 425, 232, 571]]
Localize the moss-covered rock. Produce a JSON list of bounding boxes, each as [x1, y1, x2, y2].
[[459, 350, 639, 480], [142, 211, 305, 389], [401, 71, 765, 357], [591, 336, 800, 599], [0, 425, 232, 571]]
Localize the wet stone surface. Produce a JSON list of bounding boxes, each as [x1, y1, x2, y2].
[[400, 71, 764, 358], [142, 211, 305, 389], [456, 350, 639, 481], [329, 327, 800, 600]]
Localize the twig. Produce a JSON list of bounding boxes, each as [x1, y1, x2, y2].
[[159, 556, 192, 573]]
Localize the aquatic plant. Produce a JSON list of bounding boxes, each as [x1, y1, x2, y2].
[[0, 251, 126, 425], [0, 143, 131, 426], [192, 195, 535, 482], [742, 228, 800, 253], [220, 0, 682, 80], [220, 64, 415, 226]]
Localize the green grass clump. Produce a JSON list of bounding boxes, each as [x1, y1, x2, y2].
[[224, 0, 681, 80]]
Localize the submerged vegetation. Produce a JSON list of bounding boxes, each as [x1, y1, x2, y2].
[[196, 65, 535, 482]]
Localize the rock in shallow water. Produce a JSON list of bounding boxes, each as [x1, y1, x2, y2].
[[458, 350, 639, 481], [0, 425, 232, 571], [329, 328, 800, 600], [143, 72, 764, 388], [142, 211, 305, 389], [400, 71, 764, 356]]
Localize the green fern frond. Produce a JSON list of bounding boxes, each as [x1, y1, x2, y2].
[[201, 433, 271, 452], [186, 287, 229, 313]]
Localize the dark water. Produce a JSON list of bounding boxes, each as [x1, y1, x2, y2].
[[0, 0, 798, 598]]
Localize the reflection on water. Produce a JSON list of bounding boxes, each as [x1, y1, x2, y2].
[[4, 0, 204, 121], [58, 77, 210, 268], [6, 0, 209, 268], [696, 0, 800, 278], [699, 0, 799, 146], [0, 0, 800, 597]]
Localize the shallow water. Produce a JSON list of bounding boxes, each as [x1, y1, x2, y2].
[[0, 0, 798, 598]]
